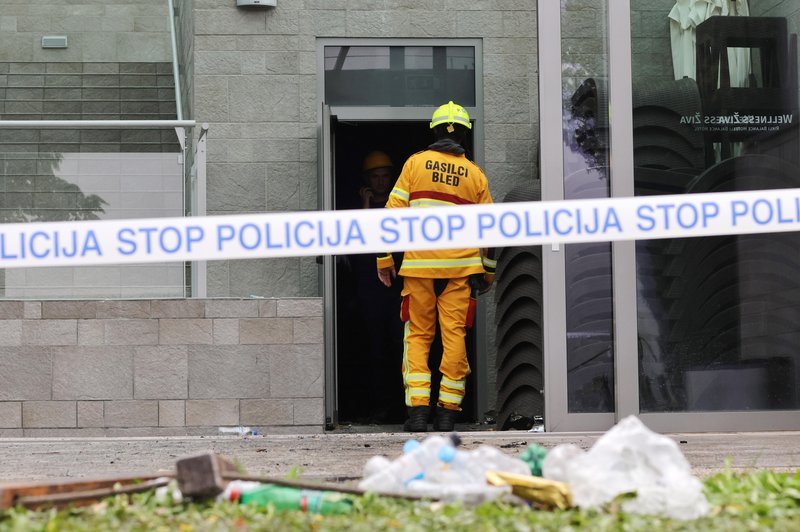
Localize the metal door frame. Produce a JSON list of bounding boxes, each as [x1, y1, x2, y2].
[[317, 38, 486, 428], [538, 0, 616, 432]]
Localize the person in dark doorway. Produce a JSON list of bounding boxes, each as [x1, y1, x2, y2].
[[350, 150, 405, 423], [359, 150, 394, 209], [376, 101, 496, 432]]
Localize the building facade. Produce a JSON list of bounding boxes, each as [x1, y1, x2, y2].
[[1, 0, 798, 435]]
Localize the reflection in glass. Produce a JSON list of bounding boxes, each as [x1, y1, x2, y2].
[[404, 47, 433, 70], [324, 46, 475, 106], [561, 0, 614, 413], [324, 46, 390, 71], [0, 153, 106, 223], [632, 2, 800, 412], [1, 150, 184, 299], [0, 56, 187, 299]]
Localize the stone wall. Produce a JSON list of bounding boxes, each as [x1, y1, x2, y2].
[[192, 0, 539, 299], [192, 1, 539, 414], [0, 0, 170, 63], [0, 61, 177, 133], [0, 0, 542, 425], [176, 0, 195, 121], [0, 298, 324, 436]]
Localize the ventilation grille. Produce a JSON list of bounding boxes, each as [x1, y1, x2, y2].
[[41, 36, 68, 49]]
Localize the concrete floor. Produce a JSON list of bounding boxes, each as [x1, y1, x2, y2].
[[1, 428, 799, 485]]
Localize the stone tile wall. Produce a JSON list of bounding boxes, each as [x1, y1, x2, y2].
[[193, 1, 540, 299], [0, 0, 170, 63], [192, 1, 540, 413], [0, 61, 178, 150], [0, 297, 324, 436]]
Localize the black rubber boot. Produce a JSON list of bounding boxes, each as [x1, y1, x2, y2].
[[433, 406, 459, 432], [403, 406, 429, 432]]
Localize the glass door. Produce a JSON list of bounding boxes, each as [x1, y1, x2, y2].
[[539, 0, 616, 431], [541, 0, 800, 432], [627, 0, 800, 431]]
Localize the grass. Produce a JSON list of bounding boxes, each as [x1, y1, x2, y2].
[[1, 468, 798, 531]]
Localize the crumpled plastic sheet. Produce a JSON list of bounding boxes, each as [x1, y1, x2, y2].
[[543, 415, 709, 520]]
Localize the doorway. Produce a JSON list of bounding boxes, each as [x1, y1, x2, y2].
[[330, 119, 478, 427]]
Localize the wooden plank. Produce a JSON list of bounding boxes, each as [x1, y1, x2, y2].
[[15, 478, 170, 510], [0, 473, 171, 510]]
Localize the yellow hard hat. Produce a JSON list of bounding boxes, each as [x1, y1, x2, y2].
[[362, 150, 393, 172], [430, 101, 472, 130]]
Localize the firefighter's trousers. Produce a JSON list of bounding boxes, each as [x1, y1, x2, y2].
[[400, 276, 472, 410]]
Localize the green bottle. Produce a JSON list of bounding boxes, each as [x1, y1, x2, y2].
[[238, 484, 353, 515]]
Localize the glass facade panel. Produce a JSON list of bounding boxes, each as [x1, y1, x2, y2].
[[0, 146, 186, 299], [631, 1, 800, 412], [324, 46, 475, 106], [0, 0, 190, 299], [561, 0, 614, 413]]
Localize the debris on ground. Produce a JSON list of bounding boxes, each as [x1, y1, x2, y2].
[[542, 415, 709, 520], [0, 475, 172, 510], [357, 434, 550, 505], [223, 481, 353, 514], [486, 470, 572, 509], [518, 443, 548, 476], [0, 416, 711, 521], [218, 426, 259, 436]]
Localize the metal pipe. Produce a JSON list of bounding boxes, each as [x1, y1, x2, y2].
[[608, 0, 639, 422], [191, 123, 209, 298], [0, 120, 195, 129], [167, 0, 184, 121]]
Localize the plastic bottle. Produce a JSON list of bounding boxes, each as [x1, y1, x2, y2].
[[220, 480, 263, 502], [238, 484, 353, 514], [425, 444, 476, 485], [358, 435, 452, 493], [428, 445, 531, 487], [218, 426, 254, 436], [407, 445, 517, 503], [466, 445, 532, 479], [362, 455, 392, 479]]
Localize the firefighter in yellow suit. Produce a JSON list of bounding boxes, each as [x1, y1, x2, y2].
[[376, 101, 496, 432]]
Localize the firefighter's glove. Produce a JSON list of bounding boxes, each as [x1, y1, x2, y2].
[[470, 273, 494, 296]]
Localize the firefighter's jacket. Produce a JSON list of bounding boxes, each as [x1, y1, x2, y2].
[[377, 144, 495, 278]]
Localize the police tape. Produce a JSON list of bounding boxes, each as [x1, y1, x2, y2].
[[2, 187, 800, 268]]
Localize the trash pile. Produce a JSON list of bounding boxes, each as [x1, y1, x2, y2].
[[0, 416, 709, 520], [359, 434, 553, 505], [358, 415, 709, 520]]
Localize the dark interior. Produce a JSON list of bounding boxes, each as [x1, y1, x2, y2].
[[332, 120, 478, 426]]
